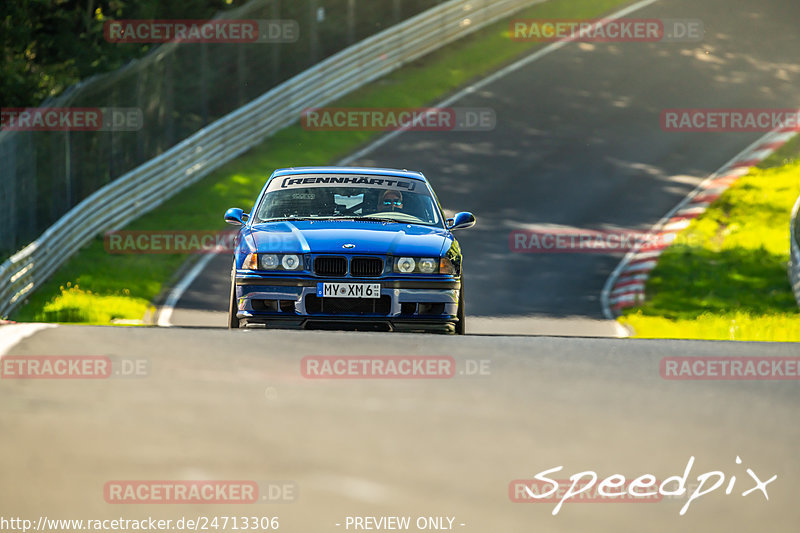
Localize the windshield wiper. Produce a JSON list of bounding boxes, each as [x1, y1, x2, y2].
[[332, 216, 397, 223], [259, 216, 327, 222], [259, 216, 401, 223]]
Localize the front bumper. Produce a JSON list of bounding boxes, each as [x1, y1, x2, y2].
[[234, 275, 460, 332]]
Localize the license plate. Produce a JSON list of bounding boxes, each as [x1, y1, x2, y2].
[[316, 282, 381, 299]]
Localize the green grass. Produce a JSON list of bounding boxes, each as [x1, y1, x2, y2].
[[33, 283, 154, 325], [11, 0, 633, 324], [622, 312, 800, 342], [621, 138, 800, 342]]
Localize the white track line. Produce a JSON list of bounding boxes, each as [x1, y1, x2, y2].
[[157, 254, 218, 327], [0, 323, 56, 356], [160, 0, 663, 327]]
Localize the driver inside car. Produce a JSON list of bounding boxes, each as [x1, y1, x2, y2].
[[377, 190, 404, 213]]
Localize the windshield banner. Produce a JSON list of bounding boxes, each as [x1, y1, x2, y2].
[[267, 174, 421, 193]]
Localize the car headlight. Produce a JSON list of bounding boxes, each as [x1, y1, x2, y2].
[[395, 257, 416, 273], [242, 253, 304, 271], [394, 257, 441, 273], [260, 254, 280, 269], [281, 254, 301, 270], [418, 258, 437, 273]]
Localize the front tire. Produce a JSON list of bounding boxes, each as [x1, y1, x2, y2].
[[454, 279, 465, 335], [227, 267, 239, 329]]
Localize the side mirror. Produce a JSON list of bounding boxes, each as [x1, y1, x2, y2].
[[224, 208, 248, 226], [446, 212, 476, 231]]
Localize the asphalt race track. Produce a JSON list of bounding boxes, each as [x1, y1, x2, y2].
[[0, 326, 798, 532], [167, 0, 800, 332], [1, 0, 800, 532]]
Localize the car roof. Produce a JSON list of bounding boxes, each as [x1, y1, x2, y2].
[[271, 166, 427, 182]]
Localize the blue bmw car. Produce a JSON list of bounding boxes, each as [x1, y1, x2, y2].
[[224, 167, 475, 334]]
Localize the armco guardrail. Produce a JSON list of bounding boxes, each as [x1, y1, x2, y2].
[[790, 194, 800, 307], [0, 0, 546, 318]]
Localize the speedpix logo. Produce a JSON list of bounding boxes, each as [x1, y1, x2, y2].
[[511, 456, 776, 516]]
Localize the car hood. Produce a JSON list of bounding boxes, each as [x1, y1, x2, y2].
[[244, 220, 451, 256]]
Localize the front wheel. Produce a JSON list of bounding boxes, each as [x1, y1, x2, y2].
[[454, 280, 465, 335], [227, 267, 239, 329]]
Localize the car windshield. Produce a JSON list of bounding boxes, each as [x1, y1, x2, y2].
[[254, 176, 442, 226]]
